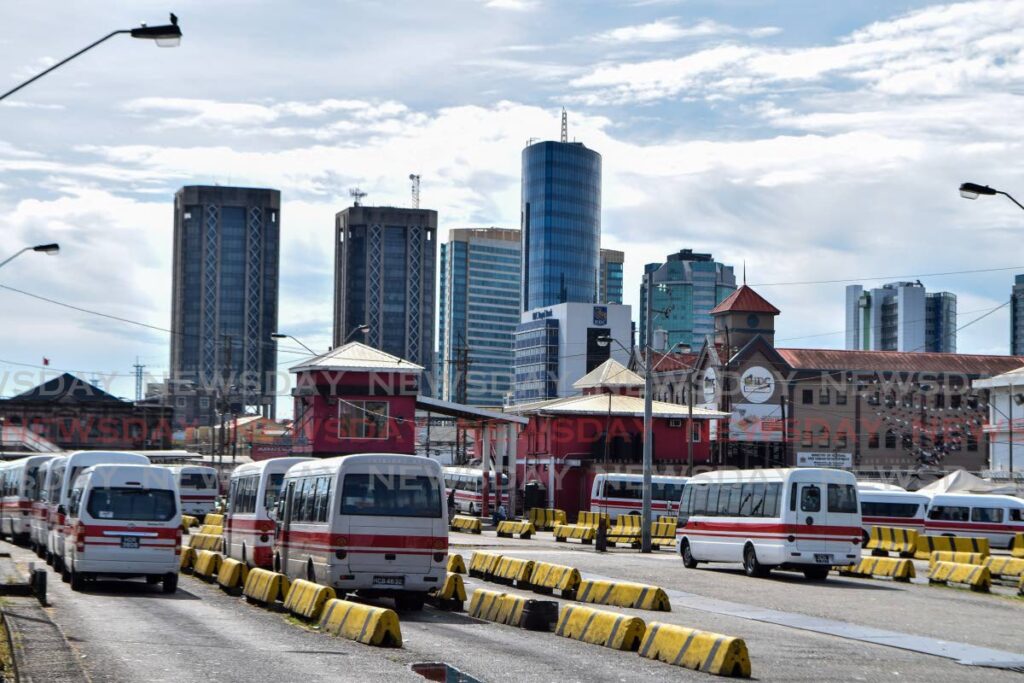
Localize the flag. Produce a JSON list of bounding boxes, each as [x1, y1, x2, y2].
[[42, 357, 49, 366]]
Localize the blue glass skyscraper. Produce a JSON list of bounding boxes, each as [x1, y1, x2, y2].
[[521, 140, 602, 311]]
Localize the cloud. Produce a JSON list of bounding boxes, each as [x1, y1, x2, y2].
[[482, 0, 538, 10], [593, 18, 779, 44]]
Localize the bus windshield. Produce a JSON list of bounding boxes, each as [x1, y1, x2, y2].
[[87, 487, 176, 521], [340, 473, 442, 518], [264, 473, 285, 510]]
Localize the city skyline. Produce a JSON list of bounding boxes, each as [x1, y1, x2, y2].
[[2, 1, 1024, 418]]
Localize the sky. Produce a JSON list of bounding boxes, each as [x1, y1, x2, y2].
[[2, 0, 1024, 418]]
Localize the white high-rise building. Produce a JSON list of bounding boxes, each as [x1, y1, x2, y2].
[[845, 281, 956, 353]]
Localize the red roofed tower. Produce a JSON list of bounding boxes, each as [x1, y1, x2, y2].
[[709, 284, 780, 352]]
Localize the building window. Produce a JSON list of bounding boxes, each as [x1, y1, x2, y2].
[[338, 400, 389, 439], [199, 397, 210, 409], [836, 431, 848, 448], [691, 423, 701, 443], [801, 430, 813, 447], [816, 429, 830, 448], [884, 431, 896, 449], [868, 432, 879, 449], [176, 397, 187, 408], [836, 391, 847, 405], [951, 394, 962, 409], [819, 388, 830, 405], [967, 431, 978, 452], [802, 389, 813, 405], [934, 393, 945, 409]]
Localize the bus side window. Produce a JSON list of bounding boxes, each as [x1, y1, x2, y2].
[[763, 483, 780, 517], [692, 484, 708, 516], [678, 486, 692, 525], [790, 483, 797, 511], [1011, 509, 1023, 522], [800, 485, 821, 513]]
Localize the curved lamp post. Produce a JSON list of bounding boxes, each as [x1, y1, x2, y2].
[[0, 243, 60, 270], [959, 182, 1024, 211], [0, 14, 182, 102]]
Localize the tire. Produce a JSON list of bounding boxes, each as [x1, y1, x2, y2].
[[61, 566, 71, 584], [162, 573, 178, 594], [803, 566, 830, 581], [70, 568, 85, 592], [394, 593, 426, 611], [681, 540, 698, 569], [743, 544, 769, 578]]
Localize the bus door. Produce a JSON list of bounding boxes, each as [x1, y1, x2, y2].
[[793, 481, 829, 557], [278, 480, 296, 572]]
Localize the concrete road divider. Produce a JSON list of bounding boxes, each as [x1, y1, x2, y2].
[[1012, 533, 1024, 559], [450, 516, 483, 534], [607, 516, 642, 547], [203, 513, 225, 527], [217, 557, 248, 591], [928, 551, 984, 569], [188, 533, 223, 552], [469, 551, 503, 579], [469, 588, 526, 626], [181, 515, 199, 531], [983, 556, 1024, 582], [554, 604, 646, 651], [318, 598, 402, 647], [866, 526, 918, 556], [179, 547, 196, 572], [553, 524, 596, 544], [284, 579, 336, 620], [914, 535, 990, 560], [928, 561, 991, 592], [837, 557, 915, 582], [650, 521, 677, 549], [638, 622, 751, 678], [429, 574, 467, 611], [577, 579, 671, 612], [656, 515, 677, 525], [496, 520, 535, 539], [491, 557, 534, 586], [193, 550, 222, 581], [243, 568, 291, 605], [196, 524, 223, 536], [529, 561, 581, 598], [447, 554, 466, 574], [576, 511, 610, 529], [528, 508, 567, 531]]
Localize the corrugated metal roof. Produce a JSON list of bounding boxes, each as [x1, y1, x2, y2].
[[516, 393, 729, 419], [709, 285, 780, 315], [573, 358, 644, 389], [777, 348, 1024, 375], [289, 342, 424, 373], [647, 350, 698, 373]]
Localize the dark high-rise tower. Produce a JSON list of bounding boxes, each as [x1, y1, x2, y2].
[[521, 137, 601, 311], [333, 205, 437, 389], [170, 185, 280, 418], [1012, 274, 1024, 355]]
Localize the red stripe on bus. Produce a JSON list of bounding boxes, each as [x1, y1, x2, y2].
[[682, 520, 862, 536], [280, 529, 446, 549], [226, 517, 276, 532], [925, 520, 1024, 533]]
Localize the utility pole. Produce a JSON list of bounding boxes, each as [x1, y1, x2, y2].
[[641, 271, 654, 553], [132, 357, 145, 402], [686, 369, 694, 476]]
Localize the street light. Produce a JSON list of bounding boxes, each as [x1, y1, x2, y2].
[[959, 182, 1024, 211], [0, 242, 60, 270], [270, 332, 317, 356], [343, 324, 370, 344], [0, 14, 182, 102]]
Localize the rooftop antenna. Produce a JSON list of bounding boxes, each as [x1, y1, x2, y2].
[[560, 107, 567, 143], [349, 187, 367, 207], [409, 174, 420, 209], [743, 260, 747, 285]]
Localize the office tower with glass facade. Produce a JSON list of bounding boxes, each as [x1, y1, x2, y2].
[[521, 140, 602, 311], [1012, 275, 1024, 355], [333, 205, 437, 389], [638, 250, 736, 350], [598, 249, 624, 304], [439, 228, 521, 406], [846, 281, 957, 353], [170, 185, 281, 419]]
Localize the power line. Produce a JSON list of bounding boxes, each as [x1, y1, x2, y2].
[[750, 264, 1024, 288]]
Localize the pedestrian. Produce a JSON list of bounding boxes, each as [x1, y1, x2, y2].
[[447, 488, 456, 521]]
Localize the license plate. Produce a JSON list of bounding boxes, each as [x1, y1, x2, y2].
[[372, 575, 404, 587], [121, 536, 140, 549], [814, 553, 833, 564]]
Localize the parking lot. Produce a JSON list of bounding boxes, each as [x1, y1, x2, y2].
[[6, 525, 1022, 682]]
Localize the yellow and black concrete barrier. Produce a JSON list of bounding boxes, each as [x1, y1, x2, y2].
[[529, 561, 581, 598], [914, 535, 989, 560], [837, 557, 915, 582], [469, 551, 503, 579], [554, 604, 646, 651], [450, 515, 483, 534], [638, 622, 751, 677], [447, 553, 466, 574], [527, 507, 567, 530], [283, 579, 336, 620], [242, 567, 291, 605], [496, 520, 535, 539], [928, 550, 984, 569], [192, 550, 222, 581], [491, 556, 534, 587], [217, 557, 249, 591], [318, 598, 402, 647], [552, 524, 596, 544], [429, 573, 467, 611], [577, 578, 671, 611], [928, 561, 990, 592]]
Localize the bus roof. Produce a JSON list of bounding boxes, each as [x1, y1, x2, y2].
[[687, 468, 856, 484], [928, 492, 1024, 507], [286, 453, 442, 477], [230, 457, 313, 478]]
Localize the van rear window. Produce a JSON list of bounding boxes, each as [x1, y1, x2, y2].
[[340, 474, 442, 518], [87, 488, 176, 522]]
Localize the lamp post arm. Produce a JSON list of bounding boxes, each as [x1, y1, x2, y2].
[[0, 30, 129, 102], [0, 247, 30, 270], [996, 190, 1024, 213]]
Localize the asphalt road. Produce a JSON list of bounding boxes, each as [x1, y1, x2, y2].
[[7, 533, 1023, 682]]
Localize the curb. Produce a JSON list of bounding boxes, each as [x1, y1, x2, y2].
[[2, 596, 87, 682]]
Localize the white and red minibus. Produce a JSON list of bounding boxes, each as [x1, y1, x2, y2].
[[442, 467, 509, 515], [165, 465, 219, 516], [590, 473, 689, 520], [33, 456, 65, 558], [857, 488, 929, 542], [0, 455, 56, 545], [62, 464, 181, 593], [46, 451, 150, 571], [676, 468, 862, 580], [924, 493, 1024, 549], [225, 457, 312, 568], [275, 454, 448, 611]]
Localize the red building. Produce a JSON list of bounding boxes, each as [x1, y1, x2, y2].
[[511, 359, 727, 518], [290, 343, 421, 457]]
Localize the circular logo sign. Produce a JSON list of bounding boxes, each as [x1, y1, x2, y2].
[[740, 365, 775, 403], [702, 368, 718, 403]]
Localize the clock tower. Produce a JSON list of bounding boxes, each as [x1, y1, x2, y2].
[[709, 285, 780, 354]]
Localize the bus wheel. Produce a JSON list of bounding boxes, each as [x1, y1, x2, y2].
[[743, 544, 769, 578], [680, 540, 698, 569], [70, 568, 84, 592], [395, 593, 425, 611]]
